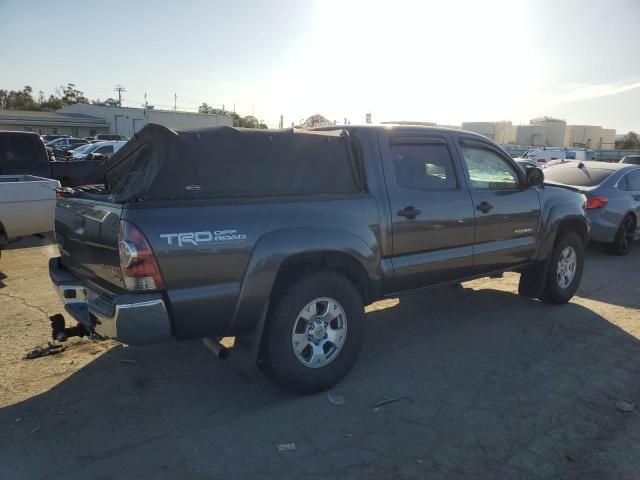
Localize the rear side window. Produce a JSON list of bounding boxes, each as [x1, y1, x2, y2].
[[390, 143, 457, 191], [0, 134, 48, 171], [544, 166, 614, 187], [627, 170, 640, 191], [96, 145, 114, 154]]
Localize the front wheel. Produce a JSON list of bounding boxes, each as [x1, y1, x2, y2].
[[264, 271, 365, 394], [542, 231, 585, 304]]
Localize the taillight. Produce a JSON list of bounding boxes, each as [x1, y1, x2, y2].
[[586, 195, 608, 210], [118, 220, 164, 291]]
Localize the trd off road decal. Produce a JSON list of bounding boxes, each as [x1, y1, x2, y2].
[[160, 230, 247, 247]]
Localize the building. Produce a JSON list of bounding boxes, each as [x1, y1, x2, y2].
[[59, 104, 232, 137], [0, 110, 109, 137], [564, 125, 616, 149], [0, 104, 233, 138], [529, 117, 567, 148], [461, 121, 515, 144], [462, 116, 617, 148]]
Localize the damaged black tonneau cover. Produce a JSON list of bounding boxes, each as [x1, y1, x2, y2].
[[103, 123, 364, 202]]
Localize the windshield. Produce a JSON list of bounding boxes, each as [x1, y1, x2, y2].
[[521, 150, 536, 159], [72, 144, 92, 154], [544, 165, 614, 187]]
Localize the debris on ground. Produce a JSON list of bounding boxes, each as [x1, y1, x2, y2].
[[615, 400, 636, 413], [277, 443, 296, 451], [370, 395, 416, 409], [31, 426, 40, 433], [119, 359, 137, 364], [327, 393, 345, 405], [23, 342, 67, 360]]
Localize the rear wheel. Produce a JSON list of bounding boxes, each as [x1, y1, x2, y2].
[[264, 271, 365, 394], [542, 231, 584, 304], [610, 215, 636, 256]]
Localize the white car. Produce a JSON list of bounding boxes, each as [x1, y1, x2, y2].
[[71, 141, 126, 161], [0, 175, 60, 250], [516, 147, 596, 168], [516, 148, 567, 167]]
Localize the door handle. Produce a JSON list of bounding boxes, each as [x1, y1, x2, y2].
[[397, 206, 421, 220], [476, 201, 494, 213]]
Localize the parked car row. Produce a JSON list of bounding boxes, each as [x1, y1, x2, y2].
[[515, 147, 597, 167], [518, 159, 640, 255]]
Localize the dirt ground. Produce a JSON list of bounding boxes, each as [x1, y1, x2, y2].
[[0, 235, 639, 480]]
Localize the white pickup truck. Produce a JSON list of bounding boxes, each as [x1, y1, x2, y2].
[[0, 175, 60, 248]]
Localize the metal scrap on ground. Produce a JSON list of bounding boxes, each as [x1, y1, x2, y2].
[[277, 443, 296, 451], [24, 342, 67, 360], [369, 395, 416, 409]]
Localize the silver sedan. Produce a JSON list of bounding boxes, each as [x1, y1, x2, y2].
[[544, 161, 640, 255]]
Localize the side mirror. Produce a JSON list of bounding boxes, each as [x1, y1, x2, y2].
[[526, 166, 544, 187]]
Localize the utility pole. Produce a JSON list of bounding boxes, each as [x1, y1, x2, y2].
[[144, 92, 148, 109], [279, 115, 284, 129], [174, 93, 177, 111], [114, 85, 126, 107]]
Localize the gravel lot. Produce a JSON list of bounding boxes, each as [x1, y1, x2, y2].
[[0, 235, 639, 479]]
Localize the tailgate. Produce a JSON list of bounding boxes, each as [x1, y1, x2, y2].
[[55, 197, 126, 291]]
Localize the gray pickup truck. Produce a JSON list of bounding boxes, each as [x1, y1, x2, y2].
[[49, 124, 589, 393]]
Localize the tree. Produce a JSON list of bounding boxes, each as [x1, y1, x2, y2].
[[616, 132, 640, 150], [298, 114, 333, 128], [0, 86, 39, 110], [60, 83, 88, 105], [0, 83, 90, 111]]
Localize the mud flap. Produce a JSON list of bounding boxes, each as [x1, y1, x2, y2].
[[518, 258, 551, 299], [230, 302, 269, 381]]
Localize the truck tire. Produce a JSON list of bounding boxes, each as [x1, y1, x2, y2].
[[264, 271, 365, 394], [542, 231, 584, 304], [610, 215, 635, 256]]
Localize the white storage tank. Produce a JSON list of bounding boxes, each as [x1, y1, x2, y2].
[[530, 117, 567, 147]]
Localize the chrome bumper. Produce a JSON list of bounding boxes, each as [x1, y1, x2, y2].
[[49, 257, 173, 345]]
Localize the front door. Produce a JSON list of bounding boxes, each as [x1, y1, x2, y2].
[[380, 132, 476, 293], [456, 138, 542, 272]]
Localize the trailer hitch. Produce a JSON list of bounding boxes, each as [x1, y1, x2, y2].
[[49, 313, 90, 342]]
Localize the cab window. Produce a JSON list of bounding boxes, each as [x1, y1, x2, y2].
[[461, 146, 520, 190]]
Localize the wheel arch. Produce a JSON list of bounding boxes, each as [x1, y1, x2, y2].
[[229, 227, 381, 333]]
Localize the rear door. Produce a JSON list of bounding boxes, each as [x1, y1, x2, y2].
[[455, 137, 541, 272], [379, 131, 476, 293]]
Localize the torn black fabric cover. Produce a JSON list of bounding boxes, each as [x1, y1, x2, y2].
[[104, 124, 361, 202]]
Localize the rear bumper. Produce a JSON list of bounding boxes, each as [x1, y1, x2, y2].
[[587, 211, 617, 243], [49, 257, 173, 345]]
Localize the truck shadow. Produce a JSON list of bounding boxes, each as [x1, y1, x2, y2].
[[2, 233, 54, 251], [1, 287, 640, 479]]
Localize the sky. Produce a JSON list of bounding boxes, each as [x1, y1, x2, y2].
[[0, 0, 639, 132]]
